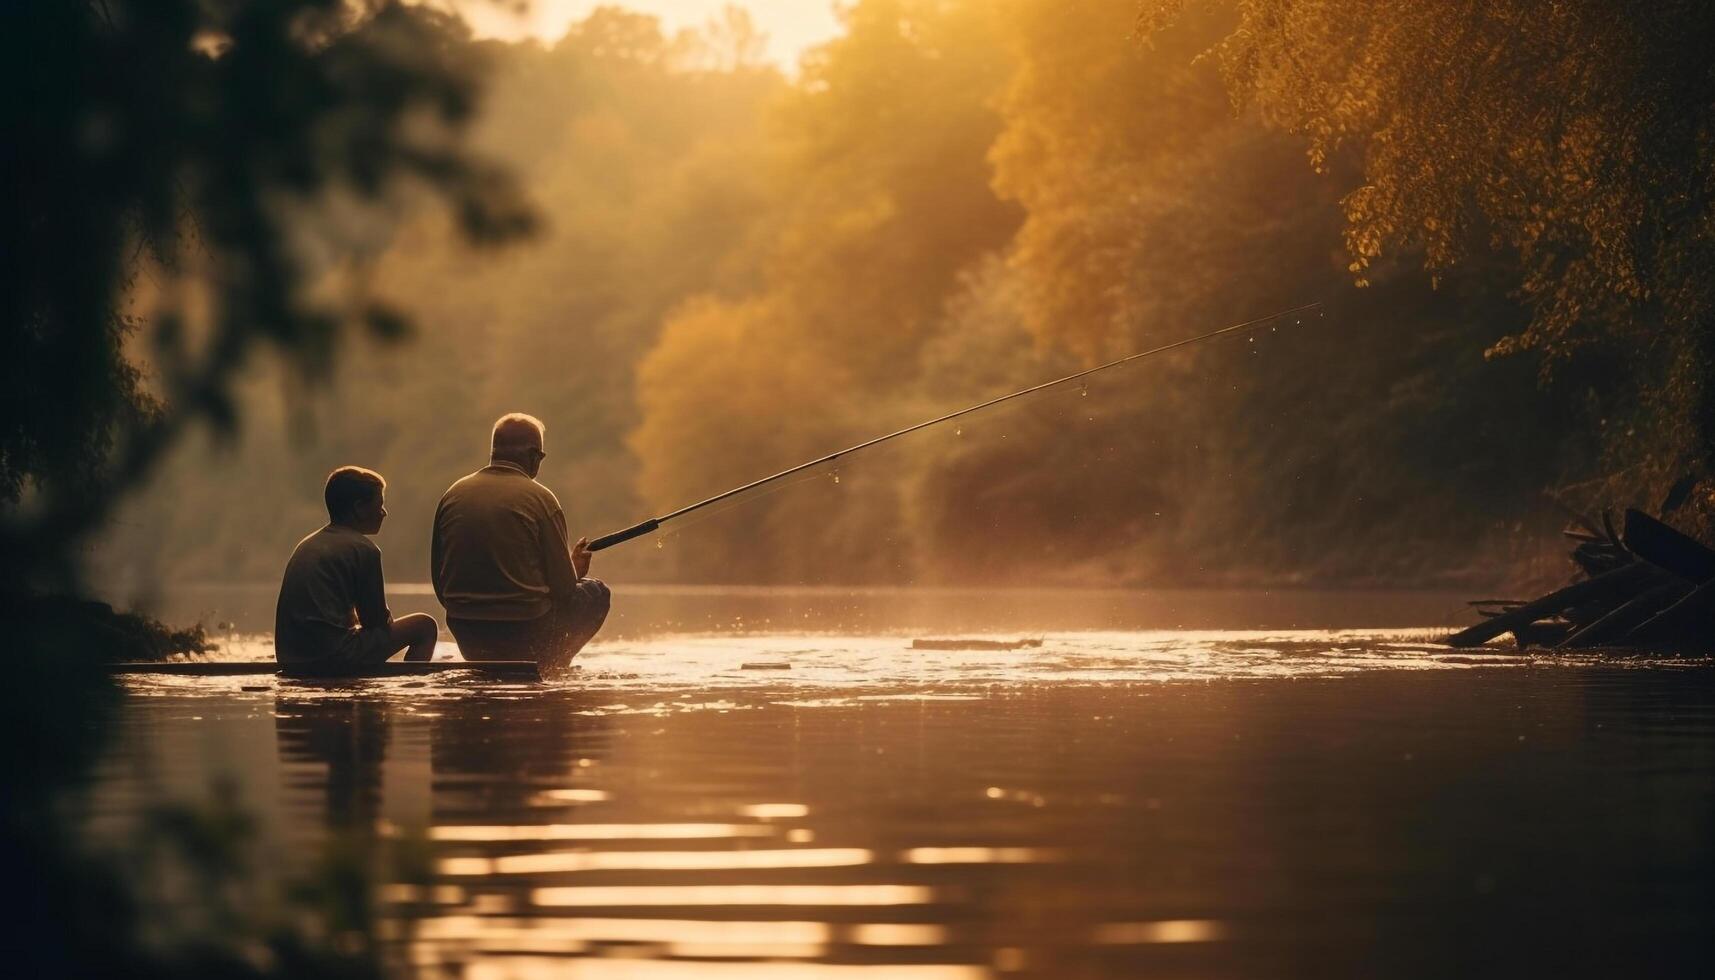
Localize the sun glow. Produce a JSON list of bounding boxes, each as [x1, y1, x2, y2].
[[447, 0, 843, 70]]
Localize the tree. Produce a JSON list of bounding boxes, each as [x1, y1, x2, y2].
[[629, 0, 1585, 586], [1140, 0, 1715, 518], [0, 0, 533, 592], [629, 0, 1022, 582], [92, 10, 789, 590], [901, 0, 1579, 586], [2, 2, 535, 972]]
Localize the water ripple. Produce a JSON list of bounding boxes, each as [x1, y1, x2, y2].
[[125, 629, 1711, 707]]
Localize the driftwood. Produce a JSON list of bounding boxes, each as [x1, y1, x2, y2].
[[1627, 580, 1715, 649], [1622, 509, 1715, 581], [1444, 563, 1659, 648], [1447, 504, 1715, 653], [1511, 620, 1576, 649], [1560, 582, 1690, 648], [1566, 511, 1633, 577], [911, 638, 1044, 651]]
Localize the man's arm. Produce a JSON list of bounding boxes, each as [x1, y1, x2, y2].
[[356, 546, 392, 630], [541, 505, 583, 599], [572, 534, 592, 580], [429, 500, 447, 608]]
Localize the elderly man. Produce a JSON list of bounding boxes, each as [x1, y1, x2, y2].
[[431, 413, 611, 669]]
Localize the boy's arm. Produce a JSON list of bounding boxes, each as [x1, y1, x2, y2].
[[356, 546, 392, 630]]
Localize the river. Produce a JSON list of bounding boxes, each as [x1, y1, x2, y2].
[[82, 586, 1715, 977]]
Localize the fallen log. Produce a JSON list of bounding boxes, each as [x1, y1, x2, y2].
[[1623, 579, 1715, 650], [1559, 582, 1692, 648], [1512, 620, 1575, 650], [1444, 562, 1659, 648], [1571, 538, 1632, 578], [1459, 486, 1715, 653], [1563, 593, 1636, 627], [1621, 508, 1715, 583], [1470, 599, 1526, 619]]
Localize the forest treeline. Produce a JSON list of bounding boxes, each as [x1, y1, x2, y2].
[[93, 0, 1709, 594]]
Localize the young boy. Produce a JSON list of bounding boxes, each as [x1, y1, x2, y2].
[[274, 466, 439, 672]]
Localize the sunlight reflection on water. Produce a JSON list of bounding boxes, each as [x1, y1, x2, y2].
[[90, 595, 1715, 978], [136, 626, 1702, 710]]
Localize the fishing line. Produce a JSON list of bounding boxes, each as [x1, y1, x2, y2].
[[591, 301, 1323, 551]]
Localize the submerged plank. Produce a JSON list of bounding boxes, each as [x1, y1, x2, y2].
[[109, 660, 541, 681]]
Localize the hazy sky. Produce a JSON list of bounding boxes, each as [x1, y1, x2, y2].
[[454, 1, 846, 69]]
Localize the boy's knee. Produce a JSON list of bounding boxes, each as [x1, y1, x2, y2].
[[401, 613, 439, 639]]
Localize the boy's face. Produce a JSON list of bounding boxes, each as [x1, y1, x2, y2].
[[353, 488, 386, 535]]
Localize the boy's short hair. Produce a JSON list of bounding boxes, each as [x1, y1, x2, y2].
[[325, 466, 386, 522]]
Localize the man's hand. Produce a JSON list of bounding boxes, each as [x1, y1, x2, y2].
[[572, 535, 593, 579]]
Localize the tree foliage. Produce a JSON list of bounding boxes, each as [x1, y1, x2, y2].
[[96, 9, 787, 591], [898, 0, 1576, 585], [1141, 0, 1715, 513], [629, 0, 1023, 582], [1, 0, 531, 589], [625, 0, 1580, 585], [3, 2, 533, 972], [91, 0, 1646, 592]]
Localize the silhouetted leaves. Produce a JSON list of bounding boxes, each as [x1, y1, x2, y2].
[[1, 2, 527, 971], [1142, 0, 1715, 527], [1, 0, 531, 589]]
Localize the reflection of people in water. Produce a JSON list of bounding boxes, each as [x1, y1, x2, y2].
[[274, 697, 390, 831], [428, 693, 611, 820], [272, 692, 613, 830], [274, 466, 439, 674], [431, 414, 610, 670]]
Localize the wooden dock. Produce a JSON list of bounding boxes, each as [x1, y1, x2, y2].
[[108, 660, 543, 681]]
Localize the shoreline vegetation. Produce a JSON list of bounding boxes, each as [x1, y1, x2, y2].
[[6, 1, 1710, 620], [8, 594, 210, 662], [90, 0, 1679, 596], [6, 3, 531, 972]]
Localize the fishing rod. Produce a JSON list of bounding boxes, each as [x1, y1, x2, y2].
[[588, 301, 1323, 551]]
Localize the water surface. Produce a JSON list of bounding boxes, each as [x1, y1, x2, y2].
[[85, 588, 1715, 978]]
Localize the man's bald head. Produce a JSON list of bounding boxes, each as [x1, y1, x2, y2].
[[491, 413, 547, 476]]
